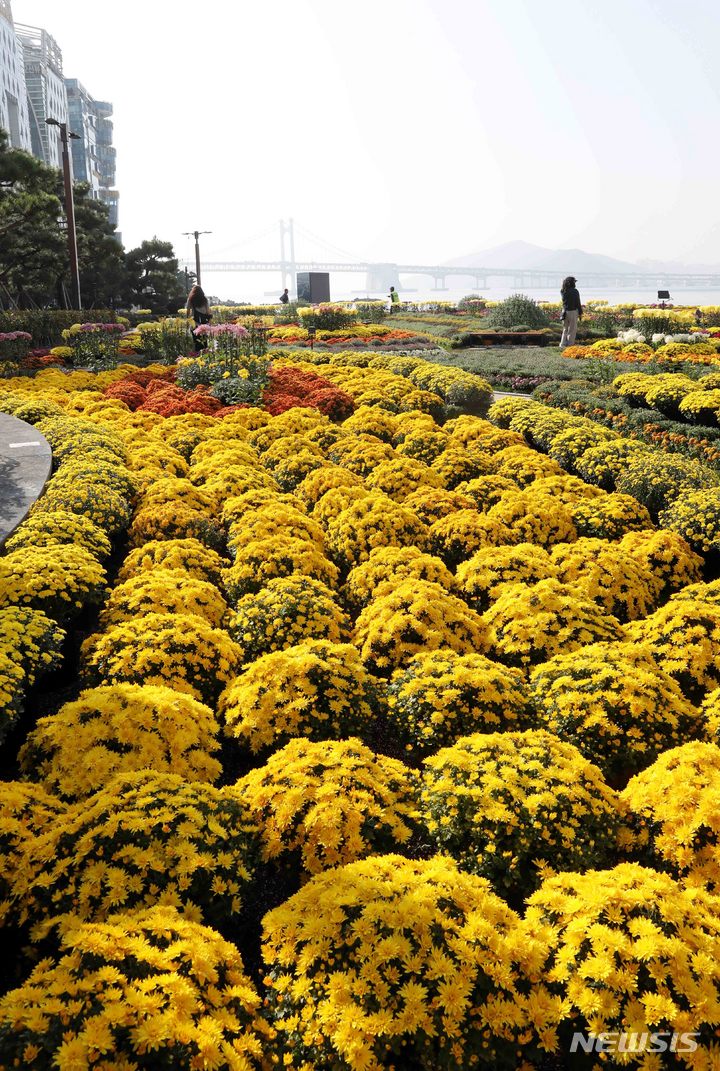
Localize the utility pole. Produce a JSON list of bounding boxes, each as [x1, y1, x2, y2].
[[182, 230, 212, 287], [46, 118, 81, 310]]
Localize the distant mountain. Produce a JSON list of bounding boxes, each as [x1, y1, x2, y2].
[[446, 240, 640, 274], [400, 241, 720, 294], [446, 241, 550, 271]]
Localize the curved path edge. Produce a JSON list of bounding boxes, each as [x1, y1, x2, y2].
[[0, 413, 52, 548]]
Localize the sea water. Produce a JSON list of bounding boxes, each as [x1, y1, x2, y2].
[[202, 272, 720, 309]]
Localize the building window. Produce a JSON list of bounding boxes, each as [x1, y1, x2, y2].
[[6, 92, 22, 147]]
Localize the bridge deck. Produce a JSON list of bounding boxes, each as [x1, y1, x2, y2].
[[182, 260, 720, 288]]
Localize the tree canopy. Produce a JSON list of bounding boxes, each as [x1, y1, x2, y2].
[[0, 128, 185, 312], [123, 238, 186, 313], [0, 129, 65, 306]]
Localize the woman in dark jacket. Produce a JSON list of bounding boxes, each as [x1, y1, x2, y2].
[[186, 284, 212, 351], [560, 276, 582, 350]]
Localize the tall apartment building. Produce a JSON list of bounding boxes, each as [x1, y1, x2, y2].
[[65, 78, 119, 229], [14, 20, 67, 168], [0, 0, 31, 151], [1, 4, 119, 232], [94, 98, 118, 230], [65, 77, 99, 193]]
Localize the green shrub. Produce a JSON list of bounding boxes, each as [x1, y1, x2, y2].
[[275, 300, 303, 324], [485, 294, 549, 330], [210, 374, 267, 406], [632, 313, 691, 339], [354, 301, 387, 323], [458, 294, 488, 311]]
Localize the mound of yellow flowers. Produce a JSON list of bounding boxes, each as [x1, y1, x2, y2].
[[0, 906, 272, 1070], [524, 863, 720, 1062], [9, 771, 258, 938], [421, 730, 622, 896], [234, 737, 419, 876], [622, 742, 720, 889], [19, 683, 222, 800], [262, 854, 563, 1071]]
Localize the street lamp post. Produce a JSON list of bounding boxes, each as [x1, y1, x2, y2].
[[182, 230, 212, 288], [46, 118, 81, 310]]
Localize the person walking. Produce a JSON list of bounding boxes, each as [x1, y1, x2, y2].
[[559, 276, 582, 350], [280, 288, 290, 304], [389, 285, 400, 312], [186, 284, 212, 351]]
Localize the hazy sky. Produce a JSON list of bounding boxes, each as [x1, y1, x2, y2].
[[11, 0, 720, 270]]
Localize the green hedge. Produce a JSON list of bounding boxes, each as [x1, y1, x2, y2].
[[0, 310, 117, 347]]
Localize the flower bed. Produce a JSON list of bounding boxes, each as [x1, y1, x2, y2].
[[561, 330, 720, 367], [524, 863, 720, 1060], [62, 322, 125, 371], [537, 377, 720, 467], [268, 322, 437, 350], [3, 348, 720, 1069], [0, 330, 32, 361]]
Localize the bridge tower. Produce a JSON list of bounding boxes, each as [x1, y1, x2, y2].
[[280, 218, 297, 295], [366, 263, 401, 294]]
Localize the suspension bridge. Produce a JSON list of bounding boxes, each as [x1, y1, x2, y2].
[[180, 220, 720, 294]]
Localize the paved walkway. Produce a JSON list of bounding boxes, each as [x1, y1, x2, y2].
[[0, 414, 52, 546], [492, 390, 533, 402]]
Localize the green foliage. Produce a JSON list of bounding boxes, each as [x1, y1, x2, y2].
[[0, 334, 31, 360], [0, 133, 126, 309], [419, 346, 642, 386], [0, 131, 187, 315], [583, 353, 621, 385], [458, 294, 488, 311], [210, 370, 269, 407], [592, 308, 632, 335], [63, 324, 123, 372], [485, 294, 550, 330], [275, 300, 303, 324], [632, 313, 689, 339], [137, 318, 195, 362], [0, 309, 117, 346], [123, 238, 186, 314], [0, 130, 65, 306], [73, 184, 126, 308], [355, 301, 387, 323]]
